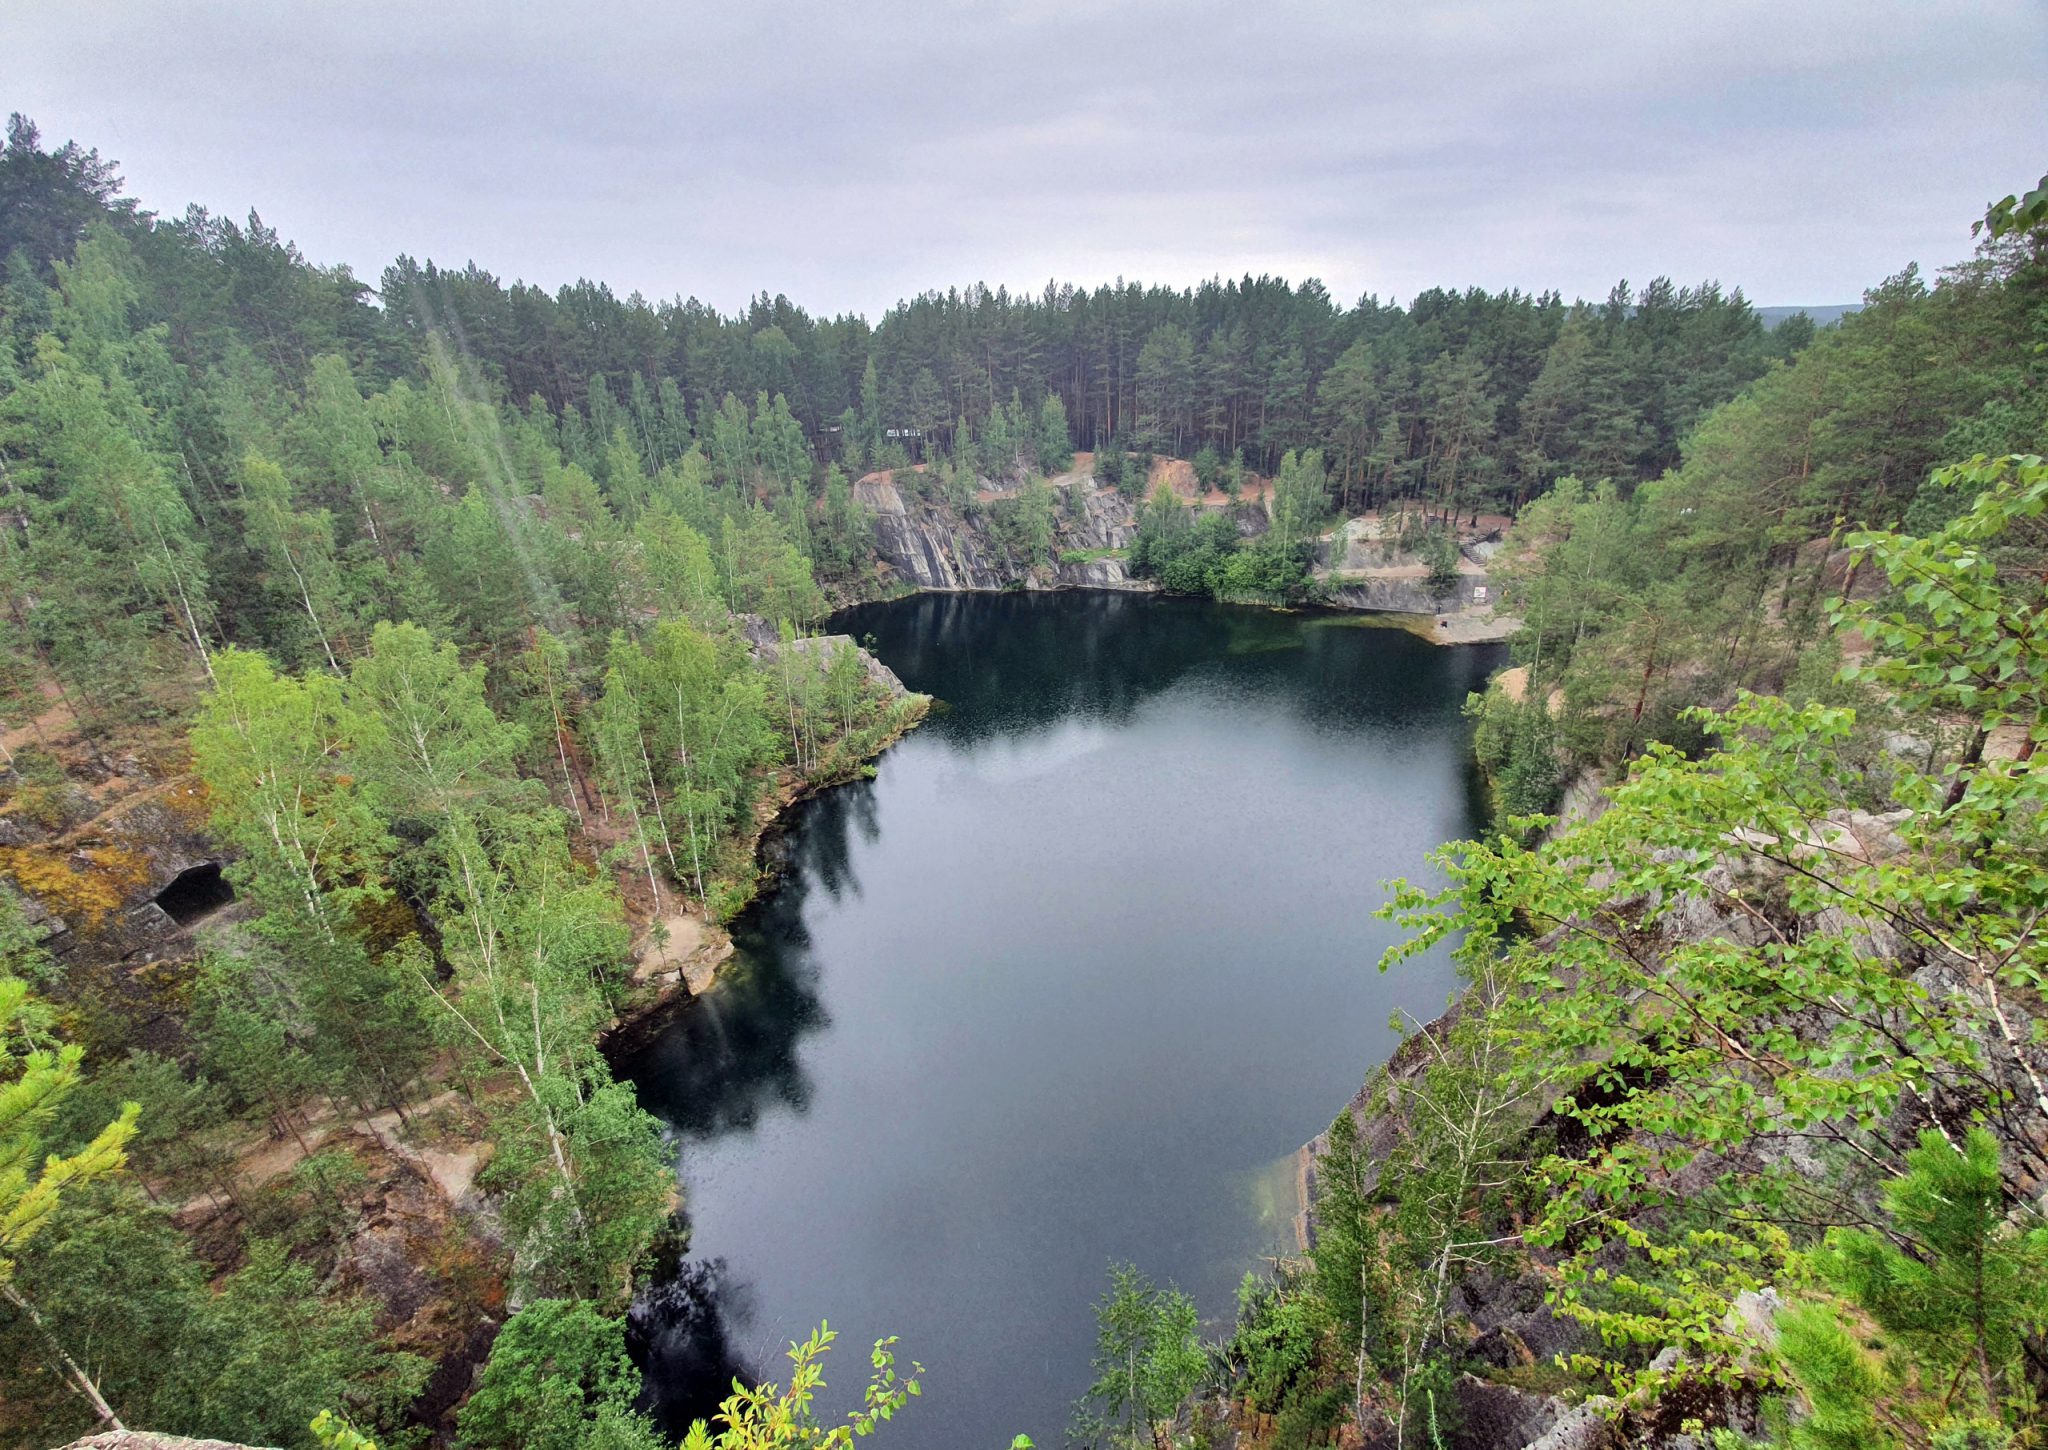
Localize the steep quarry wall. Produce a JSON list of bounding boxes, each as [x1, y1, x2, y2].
[[853, 468, 1152, 594], [1291, 798, 2041, 1450], [853, 466, 1518, 643]]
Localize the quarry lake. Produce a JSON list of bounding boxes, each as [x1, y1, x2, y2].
[[619, 592, 1503, 1448]]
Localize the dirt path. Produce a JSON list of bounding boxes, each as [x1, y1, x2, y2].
[[0, 680, 76, 756], [176, 1088, 481, 1217]]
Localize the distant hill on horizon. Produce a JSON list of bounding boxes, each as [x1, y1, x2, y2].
[[1757, 303, 1862, 330]]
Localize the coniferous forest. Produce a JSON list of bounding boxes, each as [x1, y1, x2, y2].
[[1, 102, 2046, 1450]]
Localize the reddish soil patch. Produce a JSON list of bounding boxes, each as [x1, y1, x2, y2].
[[854, 463, 931, 488], [1198, 478, 1272, 508]]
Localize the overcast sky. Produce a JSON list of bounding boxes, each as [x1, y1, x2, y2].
[[8, 1, 2045, 320]]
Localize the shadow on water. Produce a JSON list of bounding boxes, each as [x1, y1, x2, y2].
[[616, 786, 890, 1430], [618, 788, 886, 1139], [835, 590, 1499, 749]]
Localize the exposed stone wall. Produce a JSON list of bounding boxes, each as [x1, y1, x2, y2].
[[852, 471, 1153, 594], [853, 468, 1517, 643]]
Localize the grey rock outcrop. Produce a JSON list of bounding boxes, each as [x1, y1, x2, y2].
[[853, 469, 1152, 594], [1325, 575, 1492, 616], [851, 467, 1521, 644], [858, 473, 1017, 591], [743, 626, 916, 699], [1290, 795, 1994, 1447], [1447, 1376, 1565, 1450]]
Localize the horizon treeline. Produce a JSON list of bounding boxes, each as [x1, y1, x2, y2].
[[8, 111, 1804, 526]]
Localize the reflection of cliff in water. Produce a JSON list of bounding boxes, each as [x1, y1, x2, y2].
[[832, 591, 1498, 749], [616, 782, 880, 1140]]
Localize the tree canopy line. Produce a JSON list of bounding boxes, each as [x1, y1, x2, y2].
[[385, 243, 1800, 520], [1462, 216, 2047, 812], [3, 102, 2044, 1450], [0, 104, 1800, 529], [0, 108, 1817, 677]]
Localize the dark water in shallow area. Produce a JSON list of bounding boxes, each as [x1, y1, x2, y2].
[[620, 591, 1502, 1448]]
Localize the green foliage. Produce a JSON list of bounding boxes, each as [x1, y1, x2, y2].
[[47, 1048, 228, 1196], [1227, 1272, 1325, 1416], [0, 111, 1812, 735], [1977, 171, 2048, 239], [679, 1322, 924, 1450], [1094, 439, 1138, 499], [1800, 1130, 2048, 1433], [459, 1298, 651, 1450], [1495, 235, 2044, 769], [1036, 394, 1075, 474], [1267, 448, 1329, 558], [1129, 488, 1310, 604], [1381, 454, 2048, 1405], [1074, 1262, 1209, 1449], [1, 1189, 425, 1448], [1418, 527, 1461, 596], [311, 1409, 382, 1450], [0, 881, 58, 986], [1466, 687, 1562, 819], [812, 465, 874, 580], [1307, 1107, 1377, 1363], [1834, 453, 2046, 738], [197, 1240, 430, 1446], [0, 968, 137, 1292], [986, 477, 1058, 572], [1304, 974, 1530, 1437], [1214, 538, 1311, 605]]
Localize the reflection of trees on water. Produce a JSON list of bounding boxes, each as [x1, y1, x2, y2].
[[615, 935, 823, 1139], [628, 1258, 754, 1435], [834, 592, 1505, 749], [838, 591, 1238, 745], [622, 593, 1509, 1427], [619, 788, 889, 1429], [791, 778, 880, 905]]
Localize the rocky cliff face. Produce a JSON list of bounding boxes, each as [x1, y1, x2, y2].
[[1293, 791, 2046, 1449], [1316, 516, 1504, 622], [853, 469, 1151, 594], [853, 468, 1521, 646]]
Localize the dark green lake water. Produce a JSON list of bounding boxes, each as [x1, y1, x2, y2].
[[620, 591, 1501, 1448]]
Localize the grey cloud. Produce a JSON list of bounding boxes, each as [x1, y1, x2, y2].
[[6, 0, 2043, 317]]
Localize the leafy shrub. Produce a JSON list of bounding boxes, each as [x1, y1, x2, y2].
[[459, 1299, 650, 1450], [1227, 1272, 1324, 1415]]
